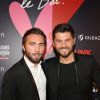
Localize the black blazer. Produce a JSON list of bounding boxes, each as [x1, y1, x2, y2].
[[1, 58, 45, 100], [43, 54, 100, 100]]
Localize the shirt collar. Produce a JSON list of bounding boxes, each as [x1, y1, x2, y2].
[[24, 55, 42, 67]]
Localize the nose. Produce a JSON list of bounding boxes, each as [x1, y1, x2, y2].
[[61, 41, 66, 48], [35, 45, 40, 52]]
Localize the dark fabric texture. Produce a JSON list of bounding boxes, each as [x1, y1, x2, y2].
[[43, 54, 100, 100], [1, 58, 44, 100]]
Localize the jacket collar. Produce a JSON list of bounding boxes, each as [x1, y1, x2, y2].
[[20, 57, 40, 99]]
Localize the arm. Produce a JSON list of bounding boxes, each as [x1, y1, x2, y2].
[[1, 71, 17, 100]]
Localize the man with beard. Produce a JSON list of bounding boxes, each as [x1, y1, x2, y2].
[[1, 27, 47, 100], [43, 23, 100, 100]]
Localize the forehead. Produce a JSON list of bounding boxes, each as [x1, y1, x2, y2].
[[54, 32, 73, 39], [26, 34, 45, 42]]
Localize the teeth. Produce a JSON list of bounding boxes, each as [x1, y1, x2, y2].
[[61, 48, 68, 50], [60, 49, 67, 51]]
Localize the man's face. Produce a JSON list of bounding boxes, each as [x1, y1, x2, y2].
[[23, 34, 46, 63], [53, 32, 76, 58]]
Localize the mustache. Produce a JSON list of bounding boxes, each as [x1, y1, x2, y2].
[[32, 53, 42, 56], [59, 47, 70, 49]]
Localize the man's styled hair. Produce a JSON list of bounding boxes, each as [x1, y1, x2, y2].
[[52, 23, 75, 40], [22, 27, 47, 45]]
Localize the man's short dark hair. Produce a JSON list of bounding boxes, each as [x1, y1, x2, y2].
[[22, 27, 47, 45], [52, 23, 75, 40]]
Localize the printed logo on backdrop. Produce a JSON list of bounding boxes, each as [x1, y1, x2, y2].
[[0, 67, 5, 72], [0, 33, 10, 60], [78, 34, 100, 41], [20, 0, 60, 10], [0, 33, 5, 38], [78, 34, 84, 41], [75, 49, 92, 55]]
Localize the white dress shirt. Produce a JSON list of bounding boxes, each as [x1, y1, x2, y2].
[[24, 55, 46, 100]]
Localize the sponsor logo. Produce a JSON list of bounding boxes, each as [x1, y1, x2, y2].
[[78, 34, 100, 41], [0, 45, 10, 60], [78, 34, 84, 41], [0, 33, 5, 38], [75, 49, 92, 55], [0, 67, 5, 72]]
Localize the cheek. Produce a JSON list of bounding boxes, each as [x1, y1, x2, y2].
[[71, 41, 75, 46], [55, 45, 60, 49], [40, 47, 45, 53], [39, 47, 45, 53], [25, 46, 35, 54], [54, 42, 60, 48]]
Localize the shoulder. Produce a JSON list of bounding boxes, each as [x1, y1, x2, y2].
[[3, 58, 23, 79], [44, 57, 58, 64], [43, 57, 59, 68]]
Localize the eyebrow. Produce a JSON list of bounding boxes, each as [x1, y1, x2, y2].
[[56, 37, 72, 40], [29, 42, 45, 44]]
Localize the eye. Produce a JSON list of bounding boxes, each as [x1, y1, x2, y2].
[[29, 42, 36, 46], [65, 38, 72, 42], [56, 40, 62, 43], [39, 43, 45, 47]]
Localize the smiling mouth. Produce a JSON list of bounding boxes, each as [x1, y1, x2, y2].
[[60, 48, 69, 51]]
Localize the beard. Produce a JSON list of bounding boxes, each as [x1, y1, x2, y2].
[[26, 53, 42, 64], [54, 47, 74, 58]]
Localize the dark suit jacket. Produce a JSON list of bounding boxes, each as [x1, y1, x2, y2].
[[1, 58, 45, 100], [43, 54, 100, 100]]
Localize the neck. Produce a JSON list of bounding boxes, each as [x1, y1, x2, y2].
[[60, 52, 75, 64]]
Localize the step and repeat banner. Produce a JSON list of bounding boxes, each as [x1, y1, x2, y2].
[[0, 0, 100, 98]]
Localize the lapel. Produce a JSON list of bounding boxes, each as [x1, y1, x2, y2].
[[20, 58, 40, 99], [41, 62, 46, 76]]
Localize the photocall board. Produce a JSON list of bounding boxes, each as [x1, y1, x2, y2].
[[0, 0, 100, 98]]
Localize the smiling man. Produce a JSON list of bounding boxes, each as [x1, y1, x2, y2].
[[44, 23, 100, 100], [1, 27, 47, 100]]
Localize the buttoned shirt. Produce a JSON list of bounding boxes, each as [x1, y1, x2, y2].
[[24, 55, 46, 100]]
